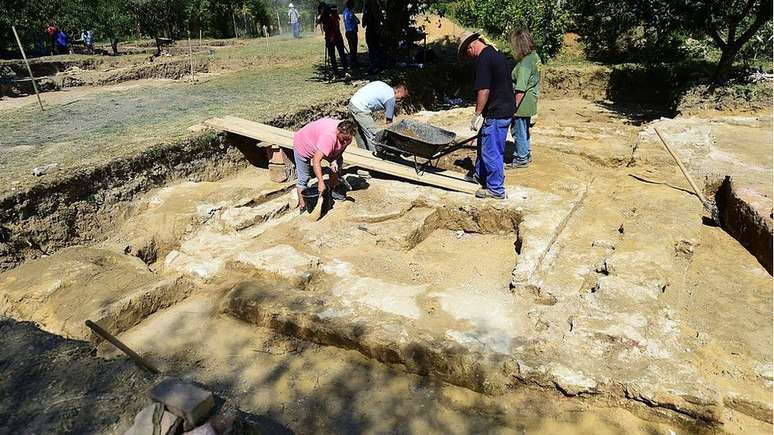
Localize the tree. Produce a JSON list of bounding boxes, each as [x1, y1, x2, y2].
[[91, 0, 135, 54], [688, 0, 773, 81], [128, 0, 188, 55], [453, 0, 568, 60], [571, 0, 773, 81]]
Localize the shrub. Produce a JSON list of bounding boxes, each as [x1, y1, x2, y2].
[[451, 0, 568, 60]]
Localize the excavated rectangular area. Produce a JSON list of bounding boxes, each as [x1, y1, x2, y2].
[[0, 101, 771, 433]]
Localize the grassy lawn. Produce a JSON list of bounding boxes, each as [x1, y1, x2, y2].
[[0, 33, 365, 194]]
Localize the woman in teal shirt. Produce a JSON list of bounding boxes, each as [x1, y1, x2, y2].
[[508, 29, 542, 169]]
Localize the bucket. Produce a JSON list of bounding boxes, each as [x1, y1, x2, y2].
[[301, 187, 321, 212]]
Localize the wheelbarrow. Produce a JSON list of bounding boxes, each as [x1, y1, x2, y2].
[[375, 119, 478, 174]]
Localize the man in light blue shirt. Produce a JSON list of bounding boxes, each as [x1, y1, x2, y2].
[[348, 81, 409, 153], [288, 3, 301, 38], [343, 0, 360, 66]]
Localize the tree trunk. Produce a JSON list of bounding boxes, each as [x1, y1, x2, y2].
[[111, 38, 119, 55], [714, 48, 737, 82], [155, 37, 161, 57]]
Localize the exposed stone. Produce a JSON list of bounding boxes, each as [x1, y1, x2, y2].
[[124, 402, 183, 435], [149, 378, 215, 431], [715, 176, 773, 274], [723, 394, 774, 424], [184, 423, 218, 435]]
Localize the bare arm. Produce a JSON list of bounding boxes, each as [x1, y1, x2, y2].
[[312, 150, 326, 193], [475, 89, 490, 114], [514, 91, 525, 110]]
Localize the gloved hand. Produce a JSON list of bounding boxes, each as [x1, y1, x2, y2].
[[330, 160, 339, 174], [470, 112, 484, 131]]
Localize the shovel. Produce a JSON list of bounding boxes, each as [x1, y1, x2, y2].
[[654, 128, 721, 225]]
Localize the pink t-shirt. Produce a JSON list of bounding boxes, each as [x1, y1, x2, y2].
[[293, 118, 345, 160]]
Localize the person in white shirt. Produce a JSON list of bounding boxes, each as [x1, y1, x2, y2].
[[347, 81, 409, 153], [288, 3, 301, 38]]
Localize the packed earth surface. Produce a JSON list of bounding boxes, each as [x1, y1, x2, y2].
[[0, 17, 772, 435]]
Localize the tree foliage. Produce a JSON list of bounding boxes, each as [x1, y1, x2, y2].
[[452, 0, 568, 60], [0, 0, 277, 58], [570, 0, 773, 80]]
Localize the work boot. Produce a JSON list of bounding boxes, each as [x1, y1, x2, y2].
[[464, 172, 481, 184], [475, 188, 505, 200]]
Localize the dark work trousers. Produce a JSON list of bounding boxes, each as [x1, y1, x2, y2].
[[365, 29, 381, 72], [326, 37, 348, 75], [345, 31, 358, 66]]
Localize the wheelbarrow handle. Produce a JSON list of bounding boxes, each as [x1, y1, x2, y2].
[[455, 134, 479, 145]]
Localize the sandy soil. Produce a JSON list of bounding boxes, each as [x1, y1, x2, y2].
[[1, 98, 770, 433]]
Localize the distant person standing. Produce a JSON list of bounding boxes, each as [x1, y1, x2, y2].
[[348, 81, 409, 153], [507, 29, 541, 169], [46, 22, 58, 55], [343, 0, 360, 66], [458, 31, 515, 200], [55, 30, 70, 55], [81, 29, 95, 54], [288, 3, 301, 38], [320, 4, 348, 77], [362, 0, 383, 72]]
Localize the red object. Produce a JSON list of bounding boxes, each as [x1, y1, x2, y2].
[[46, 25, 58, 37], [324, 14, 343, 42]]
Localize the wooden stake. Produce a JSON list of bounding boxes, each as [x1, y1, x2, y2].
[[85, 320, 160, 374], [11, 26, 44, 111], [187, 30, 195, 81], [277, 10, 283, 34]]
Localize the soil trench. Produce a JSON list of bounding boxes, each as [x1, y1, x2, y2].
[[0, 98, 771, 434]]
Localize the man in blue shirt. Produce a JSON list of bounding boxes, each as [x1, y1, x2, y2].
[[458, 31, 515, 200], [348, 81, 409, 153], [343, 0, 360, 66]]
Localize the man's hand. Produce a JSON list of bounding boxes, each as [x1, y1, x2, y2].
[[317, 181, 327, 195], [330, 160, 339, 173], [470, 112, 484, 131]]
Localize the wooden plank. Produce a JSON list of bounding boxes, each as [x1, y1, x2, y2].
[[220, 116, 470, 183], [204, 118, 288, 147], [204, 117, 477, 194]]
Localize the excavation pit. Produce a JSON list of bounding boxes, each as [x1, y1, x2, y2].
[[0, 101, 771, 433]]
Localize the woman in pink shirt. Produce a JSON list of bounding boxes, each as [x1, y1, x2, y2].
[[293, 118, 357, 211]]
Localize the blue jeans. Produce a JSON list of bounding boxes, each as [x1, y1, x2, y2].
[[475, 118, 510, 196], [292, 22, 301, 38], [294, 149, 312, 188], [511, 117, 531, 164]]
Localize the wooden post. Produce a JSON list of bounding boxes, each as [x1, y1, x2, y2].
[[187, 30, 194, 81], [199, 28, 202, 47], [263, 26, 270, 52], [11, 26, 44, 111], [277, 10, 283, 34]]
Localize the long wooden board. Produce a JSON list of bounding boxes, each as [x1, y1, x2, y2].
[[204, 116, 478, 194]]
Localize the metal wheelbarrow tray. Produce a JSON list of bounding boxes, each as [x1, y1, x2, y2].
[[377, 119, 475, 174]]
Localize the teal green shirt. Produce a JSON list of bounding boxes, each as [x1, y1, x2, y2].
[[511, 51, 541, 118]]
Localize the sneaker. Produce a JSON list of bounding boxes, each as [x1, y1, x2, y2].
[[299, 206, 307, 215], [475, 188, 506, 200], [506, 161, 530, 170], [464, 172, 481, 184]]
